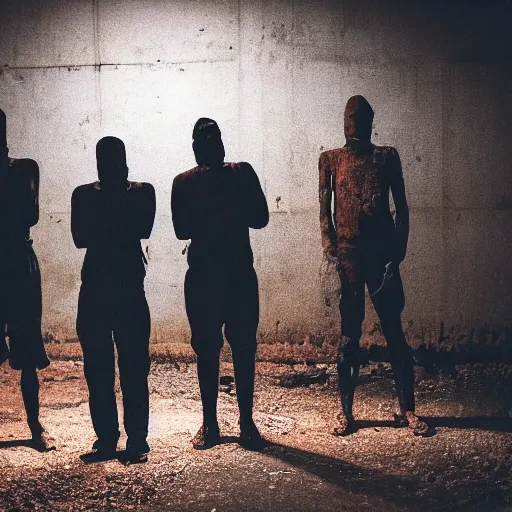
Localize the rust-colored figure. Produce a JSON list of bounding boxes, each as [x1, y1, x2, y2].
[[171, 118, 269, 450], [72, 137, 156, 463], [0, 109, 54, 451], [319, 96, 429, 436]]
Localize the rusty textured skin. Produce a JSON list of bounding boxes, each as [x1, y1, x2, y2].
[[319, 99, 409, 283], [319, 96, 419, 424]]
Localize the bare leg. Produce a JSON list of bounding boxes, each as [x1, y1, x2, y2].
[[20, 368, 42, 436], [191, 352, 221, 449], [334, 273, 365, 436], [232, 348, 255, 426], [21, 368, 54, 450], [197, 353, 220, 428]]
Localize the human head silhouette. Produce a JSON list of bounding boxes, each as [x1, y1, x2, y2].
[[192, 118, 225, 167], [96, 136, 128, 188], [344, 95, 374, 144]]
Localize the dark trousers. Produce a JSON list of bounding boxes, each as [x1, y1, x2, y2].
[[338, 263, 414, 417], [76, 282, 151, 451]]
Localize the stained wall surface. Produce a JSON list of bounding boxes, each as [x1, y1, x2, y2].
[[1, 0, 511, 348]]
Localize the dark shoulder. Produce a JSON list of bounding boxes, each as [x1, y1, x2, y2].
[[320, 148, 346, 164], [226, 161, 255, 175], [9, 157, 39, 178], [373, 145, 403, 183], [128, 181, 155, 194], [319, 149, 348, 172], [373, 145, 399, 163], [72, 182, 98, 201], [173, 166, 202, 186]]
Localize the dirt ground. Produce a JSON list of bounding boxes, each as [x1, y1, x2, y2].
[[0, 358, 511, 512]]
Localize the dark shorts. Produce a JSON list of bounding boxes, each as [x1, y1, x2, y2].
[[0, 243, 50, 370], [184, 265, 259, 357]]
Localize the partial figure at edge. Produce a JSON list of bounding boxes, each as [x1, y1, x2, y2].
[[171, 118, 269, 450], [71, 136, 156, 464], [0, 108, 54, 451], [318, 96, 429, 437]]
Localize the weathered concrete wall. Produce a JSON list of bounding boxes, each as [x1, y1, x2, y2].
[[1, 0, 511, 351]]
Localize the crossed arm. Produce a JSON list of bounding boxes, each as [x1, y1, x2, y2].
[[171, 162, 269, 241], [71, 184, 156, 249]]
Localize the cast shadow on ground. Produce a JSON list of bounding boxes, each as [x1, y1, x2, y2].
[[352, 415, 511, 434], [262, 441, 426, 508], [422, 416, 512, 432], [261, 439, 506, 510], [0, 439, 33, 449], [0, 439, 56, 452], [220, 435, 239, 445]]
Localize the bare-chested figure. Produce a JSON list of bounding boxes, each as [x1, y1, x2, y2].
[[0, 109, 54, 451], [319, 96, 429, 437], [171, 118, 269, 450]]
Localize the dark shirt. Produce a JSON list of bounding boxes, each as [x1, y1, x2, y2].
[[319, 144, 409, 275], [171, 162, 269, 270], [71, 181, 156, 285]]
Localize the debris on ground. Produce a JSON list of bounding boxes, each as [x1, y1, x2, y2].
[[0, 361, 510, 511], [278, 368, 329, 388]]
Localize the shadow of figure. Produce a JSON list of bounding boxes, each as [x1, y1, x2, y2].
[[263, 441, 425, 509], [219, 435, 240, 445], [261, 434, 510, 510], [79, 449, 120, 464], [0, 439, 33, 449], [0, 438, 55, 452], [346, 415, 511, 435], [422, 416, 512, 433]]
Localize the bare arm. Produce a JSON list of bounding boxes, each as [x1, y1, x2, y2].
[[131, 183, 156, 239], [171, 175, 193, 240], [71, 186, 90, 249], [72, 184, 156, 248], [241, 162, 269, 229], [389, 148, 409, 264], [319, 152, 336, 259], [24, 159, 40, 228]]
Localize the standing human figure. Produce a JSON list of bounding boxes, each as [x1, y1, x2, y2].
[[0, 109, 54, 450], [171, 118, 269, 450], [319, 96, 429, 436], [71, 137, 156, 463]]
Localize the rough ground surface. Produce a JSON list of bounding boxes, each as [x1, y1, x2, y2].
[[0, 360, 511, 511]]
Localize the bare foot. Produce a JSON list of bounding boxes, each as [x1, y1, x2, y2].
[[192, 424, 220, 450], [395, 411, 430, 436], [332, 413, 357, 436], [239, 420, 266, 451], [32, 430, 56, 452]]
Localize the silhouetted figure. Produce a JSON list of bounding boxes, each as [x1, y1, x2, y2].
[[319, 96, 429, 436], [0, 109, 54, 451], [171, 118, 269, 450], [71, 137, 156, 463]]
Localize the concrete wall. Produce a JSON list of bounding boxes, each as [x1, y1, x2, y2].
[[1, 0, 511, 350]]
